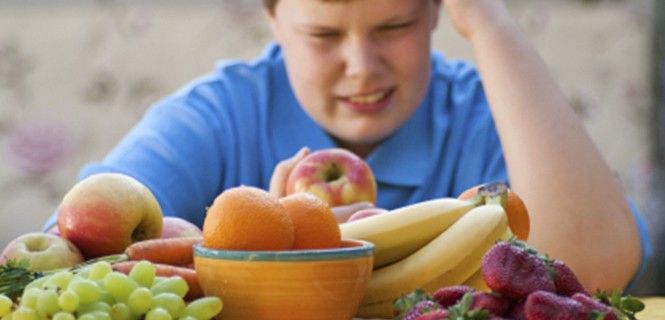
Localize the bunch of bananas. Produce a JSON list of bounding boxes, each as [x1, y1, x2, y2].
[[341, 198, 512, 318]]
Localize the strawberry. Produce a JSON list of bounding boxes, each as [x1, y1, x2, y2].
[[481, 241, 556, 300], [393, 289, 434, 318], [508, 302, 526, 320], [403, 300, 444, 320], [415, 309, 448, 320], [432, 285, 475, 308], [524, 290, 590, 320], [551, 260, 588, 297], [470, 292, 511, 316], [571, 293, 618, 320]]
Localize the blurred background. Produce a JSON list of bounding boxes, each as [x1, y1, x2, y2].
[[0, 0, 663, 294]]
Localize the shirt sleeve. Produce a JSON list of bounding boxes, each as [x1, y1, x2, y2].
[[624, 200, 653, 294]]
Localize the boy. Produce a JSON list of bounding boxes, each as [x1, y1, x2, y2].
[[47, 0, 648, 293]]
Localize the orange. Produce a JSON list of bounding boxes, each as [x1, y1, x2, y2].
[[458, 183, 530, 241], [279, 192, 341, 250], [202, 186, 294, 251]]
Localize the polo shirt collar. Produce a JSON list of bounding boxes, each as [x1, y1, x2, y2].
[[269, 46, 431, 187], [365, 92, 431, 187]]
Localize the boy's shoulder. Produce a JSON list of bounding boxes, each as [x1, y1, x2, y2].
[[431, 51, 481, 84], [169, 43, 283, 101]]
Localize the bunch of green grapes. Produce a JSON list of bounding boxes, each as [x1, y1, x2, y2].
[[0, 261, 222, 320]]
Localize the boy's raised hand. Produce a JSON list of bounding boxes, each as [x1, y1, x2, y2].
[[442, 0, 511, 40]]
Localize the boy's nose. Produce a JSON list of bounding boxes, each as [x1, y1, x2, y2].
[[342, 36, 383, 80]]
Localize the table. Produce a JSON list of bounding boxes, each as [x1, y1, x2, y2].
[[640, 297, 665, 320]]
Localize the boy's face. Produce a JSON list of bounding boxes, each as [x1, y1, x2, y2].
[[267, 0, 441, 148]]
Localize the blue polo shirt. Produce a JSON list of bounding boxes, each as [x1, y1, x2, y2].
[[44, 43, 650, 291]]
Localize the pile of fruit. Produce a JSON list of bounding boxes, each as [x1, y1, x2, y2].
[[391, 239, 644, 320], [0, 173, 223, 319], [342, 182, 528, 318], [0, 147, 649, 320]]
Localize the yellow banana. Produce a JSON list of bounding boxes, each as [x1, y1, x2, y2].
[[340, 198, 475, 268], [463, 269, 489, 292], [421, 221, 514, 293], [357, 204, 508, 319]]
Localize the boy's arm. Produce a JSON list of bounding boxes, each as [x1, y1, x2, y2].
[[442, 0, 641, 292]]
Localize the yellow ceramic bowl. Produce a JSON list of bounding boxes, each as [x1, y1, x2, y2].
[[194, 240, 374, 320]]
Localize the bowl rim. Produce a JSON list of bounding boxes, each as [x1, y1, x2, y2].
[[193, 239, 374, 261]]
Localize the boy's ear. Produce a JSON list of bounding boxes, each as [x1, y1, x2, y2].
[[431, 0, 442, 31], [264, 9, 282, 44]]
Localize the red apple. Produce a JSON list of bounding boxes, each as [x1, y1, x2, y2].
[[0, 232, 84, 271], [286, 148, 377, 207], [57, 173, 163, 259], [161, 217, 202, 238]]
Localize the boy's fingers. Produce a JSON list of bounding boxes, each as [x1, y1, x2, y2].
[[332, 202, 375, 223], [269, 147, 310, 197]]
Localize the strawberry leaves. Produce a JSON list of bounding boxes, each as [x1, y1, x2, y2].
[[594, 290, 645, 320]]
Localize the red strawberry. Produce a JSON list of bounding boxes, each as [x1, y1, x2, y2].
[[415, 309, 448, 320], [571, 293, 618, 320], [524, 290, 590, 320], [432, 285, 475, 308], [481, 241, 556, 300], [403, 300, 443, 320], [471, 292, 511, 316], [509, 302, 526, 320], [551, 260, 588, 297]]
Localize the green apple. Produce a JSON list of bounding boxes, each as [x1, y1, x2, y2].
[[0, 232, 84, 271]]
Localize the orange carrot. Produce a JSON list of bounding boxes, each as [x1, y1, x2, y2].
[[112, 260, 203, 300], [124, 237, 202, 266]]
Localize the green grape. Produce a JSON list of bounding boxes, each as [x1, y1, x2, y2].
[[67, 278, 102, 303], [19, 288, 41, 309], [145, 308, 172, 320], [0, 294, 12, 317], [23, 276, 48, 291], [11, 307, 37, 320], [109, 303, 132, 320], [127, 287, 152, 315], [103, 272, 138, 302], [0, 312, 11, 320], [57, 290, 79, 313], [77, 313, 96, 320], [152, 277, 166, 286], [88, 262, 113, 281], [150, 277, 188, 298], [36, 289, 59, 317], [77, 301, 111, 315], [45, 271, 75, 290], [178, 316, 197, 320], [76, 267, 91, 279], [52, 312, 75, 320], [182, 297, 223, 320], [87, 310, 112, 320], [128, 261, 156, 288], [152, 293, 185, 318]]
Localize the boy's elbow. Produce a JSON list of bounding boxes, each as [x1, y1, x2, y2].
[[585, 218, 643, 293]]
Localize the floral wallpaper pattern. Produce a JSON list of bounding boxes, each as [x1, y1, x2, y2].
[[0, 0, 661, 293]]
